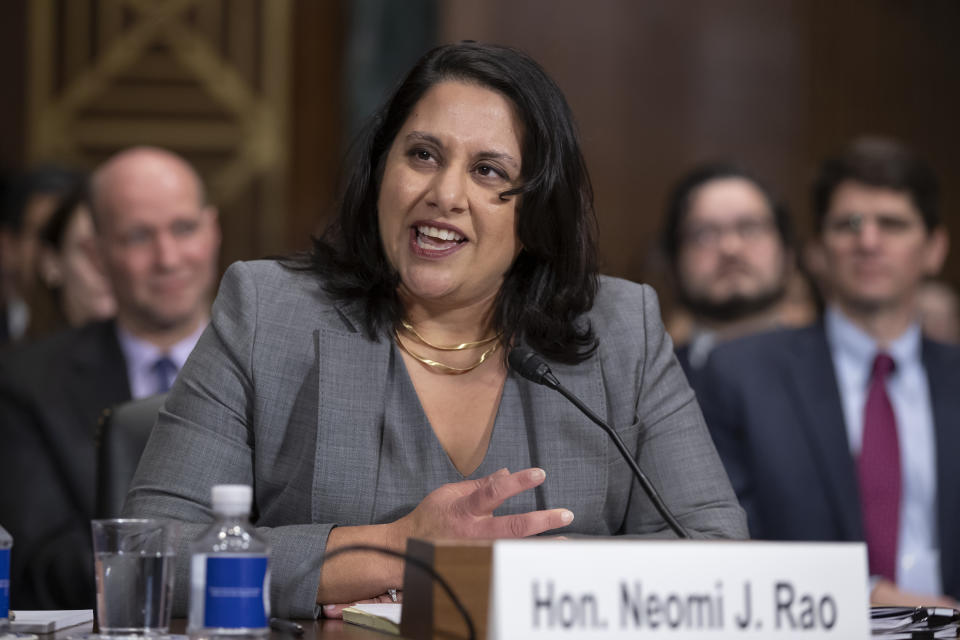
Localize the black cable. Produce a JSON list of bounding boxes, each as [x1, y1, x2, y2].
[[321, 544, 476, 640]]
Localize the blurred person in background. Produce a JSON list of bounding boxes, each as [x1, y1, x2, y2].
[[917, 279, 959, 344], [660, 163, 798, 384], [0, 172, 9, 340], [0, 146, 220, 609], [0, 165, 82, 344], [699, 137, 960, 607], [31, 181, 116, 337]]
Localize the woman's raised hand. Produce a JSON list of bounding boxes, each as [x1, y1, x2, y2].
[[393, 467, 574, 542], [316, 468, 573, 611]]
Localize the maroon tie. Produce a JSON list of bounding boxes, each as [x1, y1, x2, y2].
[[858, 352, 900, 582]]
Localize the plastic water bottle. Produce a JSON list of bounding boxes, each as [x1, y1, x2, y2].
[[188, 486, 270, 640], [0, 525, 12, 636]]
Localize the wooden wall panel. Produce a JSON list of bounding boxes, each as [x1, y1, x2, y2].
[[6, 1, 958, 304], [0, 0, 27, 171], [25, 0, 294, 269], [287, 0, 345, 249], [806, 0, 960, 281], [440, 0, 960, 312]]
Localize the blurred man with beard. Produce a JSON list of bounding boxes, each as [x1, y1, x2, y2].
[[661, 163, 795, 383], [0, 147, 221, 608]]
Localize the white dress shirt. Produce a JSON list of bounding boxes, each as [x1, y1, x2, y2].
[[6, 297, 29, 341], [685, 329, 718, 370], [116, 323, 206, 399], [824, 306, 940, 596]]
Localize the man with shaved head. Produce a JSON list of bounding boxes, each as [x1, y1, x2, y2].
[[89, 147, 220, 396], [0, 147, 220, 608]]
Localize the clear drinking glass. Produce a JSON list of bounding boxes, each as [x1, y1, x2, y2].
[[91, 519, 178, 636]]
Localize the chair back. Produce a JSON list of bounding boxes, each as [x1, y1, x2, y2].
[[94, 393, 167, 518]]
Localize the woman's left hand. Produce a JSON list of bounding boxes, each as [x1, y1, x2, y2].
[[322, 590, 403, 619]]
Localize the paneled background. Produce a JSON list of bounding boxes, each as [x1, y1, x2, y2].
[[439, 0, 960, 305], [21, 0, 295, 268], [2, 0, 958, 319]]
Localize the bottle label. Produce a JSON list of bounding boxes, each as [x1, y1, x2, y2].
[[0, 548, 9, 619], [204, 556, 268, 628]]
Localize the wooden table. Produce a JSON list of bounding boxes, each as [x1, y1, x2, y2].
[[185, 619, 394, 640], [50, 618, 396, 640]]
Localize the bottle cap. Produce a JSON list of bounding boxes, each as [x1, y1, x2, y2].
[[211, 484, 252, 516]]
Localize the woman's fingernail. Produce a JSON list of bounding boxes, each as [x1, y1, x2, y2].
[[528, 468, 546, 481], [323, 605, 337, 612], [560, 510, 574, 524]]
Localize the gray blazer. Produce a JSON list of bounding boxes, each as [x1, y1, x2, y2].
[[124, 260, 746, 618]]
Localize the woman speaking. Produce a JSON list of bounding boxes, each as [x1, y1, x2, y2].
[[125, 42, 746, 619]]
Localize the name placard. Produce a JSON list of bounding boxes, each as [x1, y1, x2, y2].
[[488, 540, 869, 639]]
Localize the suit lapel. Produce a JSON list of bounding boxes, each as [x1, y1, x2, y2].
[[783, 325, 863, 539], [515, 349, 608, 526], [924, 340, 960, 595], [44, 321, 130, 517], [313, 301, 391, 525], [61, 322, 130, 421]]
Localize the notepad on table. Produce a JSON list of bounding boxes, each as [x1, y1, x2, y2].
[[11, 610, 94, 634], [342, 603, 402, 635]]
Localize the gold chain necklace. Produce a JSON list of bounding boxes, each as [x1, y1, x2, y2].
[[399, 318, 500, 351], [394, 328, 500, 375]]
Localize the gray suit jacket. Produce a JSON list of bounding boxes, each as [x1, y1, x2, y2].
[[124, 260, 746, 618]]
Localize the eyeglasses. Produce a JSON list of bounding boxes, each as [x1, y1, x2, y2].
[[682, 218, 776, 248], [825, 213, 921, 237]]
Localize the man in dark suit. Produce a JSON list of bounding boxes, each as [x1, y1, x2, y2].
[[0, 147, 220, 608], [659, 164, 799, 385], [699, 137, 959, 606]]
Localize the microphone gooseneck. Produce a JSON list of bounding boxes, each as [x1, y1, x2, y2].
[[509, 346, 690, 539]]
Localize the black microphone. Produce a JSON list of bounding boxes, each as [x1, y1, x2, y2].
[[508, 347, 561, 389], [509, 346, 690, 539]]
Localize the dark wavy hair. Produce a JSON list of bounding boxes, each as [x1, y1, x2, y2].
[[1, 164, 83, 233], [304, 42, 598, 364], [813, 136, 940, 232], [42, 179, 89, 251]]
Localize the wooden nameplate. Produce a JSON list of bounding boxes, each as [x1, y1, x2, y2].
[[400, 538, 493, 640]]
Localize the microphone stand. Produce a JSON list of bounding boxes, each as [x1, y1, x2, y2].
[[510, 347, 690, 539]]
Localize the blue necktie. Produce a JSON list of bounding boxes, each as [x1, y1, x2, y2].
[[151, 356, 178, 394]]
